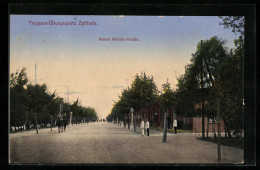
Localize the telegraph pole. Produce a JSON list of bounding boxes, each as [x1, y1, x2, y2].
[[35, 63, 37, 85], [67, 85, 69, 103]]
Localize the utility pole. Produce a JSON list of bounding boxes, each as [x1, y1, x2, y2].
[[35, 63, 37, 85], [67, 85, 69, 103], [162, 108, 168, 142]]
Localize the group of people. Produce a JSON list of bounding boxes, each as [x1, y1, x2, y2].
[[57, 113, 68, 133], [140, 118, 178, 136], [141, 119, 150, 136]]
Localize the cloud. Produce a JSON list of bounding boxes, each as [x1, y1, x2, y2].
[[70, 91, 86, 94], [51, 84, 67, 87], [99, 85, 125, 89], [58, 91, 86, 94], [179, 16, 184, 18]]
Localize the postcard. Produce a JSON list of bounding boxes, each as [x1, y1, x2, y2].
[[9, 14, 246, 165]]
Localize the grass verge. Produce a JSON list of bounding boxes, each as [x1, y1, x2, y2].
[[198, 137, 243, 149], [150, 127, 192, 133]]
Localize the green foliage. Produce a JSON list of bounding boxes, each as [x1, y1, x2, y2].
[[158, 81, 176, 108], [62, 102, 71, 116], [26, 84, 50, 114], [70, 99, 98, 122], [218, 16, 244, 36], [130, 72, 159, 109], [176, 34, 244, 133], [9, 68, 98, 128], [10, 68, 29, 126], [108, 72, 159, 121], [10, 67, 28, 89]]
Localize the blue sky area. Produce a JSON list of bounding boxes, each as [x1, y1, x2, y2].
[[10, 15, 239, 118]]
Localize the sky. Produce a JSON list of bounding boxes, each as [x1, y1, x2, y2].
[[10, 15, 238, 119]]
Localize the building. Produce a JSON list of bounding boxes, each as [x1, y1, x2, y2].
[[131, 102, 225, 133]]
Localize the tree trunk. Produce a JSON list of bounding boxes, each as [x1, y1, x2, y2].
[[212, 119, 217, 138], [128, 113, 130, 129], [124, 115, 126, 127], [224, 124, 227, 138], [36, 115, 38, 134], [207, 115, 209, 138], [162, 109, 168, 142], [51, 115, 53, 131], [203, 58, 215, 87], [223, 118, 232, 138], [217, 98, 221, 161], [200, 56, 205, 138]]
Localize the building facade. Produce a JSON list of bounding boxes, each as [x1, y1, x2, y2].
[[130, 103, 225, 133]]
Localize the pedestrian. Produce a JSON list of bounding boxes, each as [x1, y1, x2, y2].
[[141, 119, 145, 136], [63, 118, 68, 131], [173, 118, 177, 134], [146, 119, 150, 136]]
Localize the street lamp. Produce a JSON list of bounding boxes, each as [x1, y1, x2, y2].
[[130, 108, 134, 131], [70, 112, 73, 126]]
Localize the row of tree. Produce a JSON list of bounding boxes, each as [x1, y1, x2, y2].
[[10, 68, 98, 131], [107, 17, 244, 138]]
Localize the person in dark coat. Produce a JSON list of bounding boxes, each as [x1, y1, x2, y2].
[[145, 120, 150, 136], [173, 118, 178, 134], [63, 118, 68, 131]]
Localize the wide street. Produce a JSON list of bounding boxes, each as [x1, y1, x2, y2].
[[9, 122, 243, 164]]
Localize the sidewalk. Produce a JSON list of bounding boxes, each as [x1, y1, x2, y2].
[[10, 122, 243, 164], [111, 122, 240, 137]]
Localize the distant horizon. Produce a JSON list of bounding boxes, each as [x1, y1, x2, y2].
[[10, 15, 238, 119]]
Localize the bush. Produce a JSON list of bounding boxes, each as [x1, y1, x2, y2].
[[182, 124, 192, 130]]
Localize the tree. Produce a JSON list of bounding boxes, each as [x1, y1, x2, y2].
[[176, 36, 229, 138], [159, 80, 176, 142], [130, 72, 159, 110], [108, 72, 159, 126], [159, 80, 176, 109], [47, 91, 62, 131], [10, 68, 28, 130], [218, 16, 244, 36], [218, 16, 244, 137], [71, 99, 79, 125], [175, 64, 201, 118], [26, 83, 50, 134]]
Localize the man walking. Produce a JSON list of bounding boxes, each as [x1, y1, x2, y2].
[[146, 119, 150, 136], [173, 118, 177, 134], [141, 119, 145, 136]]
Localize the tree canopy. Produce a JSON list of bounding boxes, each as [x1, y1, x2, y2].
[[9, 68, 98, 130]]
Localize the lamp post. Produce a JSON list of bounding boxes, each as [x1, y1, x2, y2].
[[162, 108, 168, 142], [70, 112, 72, 126], [34, 113, 38, 134], [130, 108, 134, 131]]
